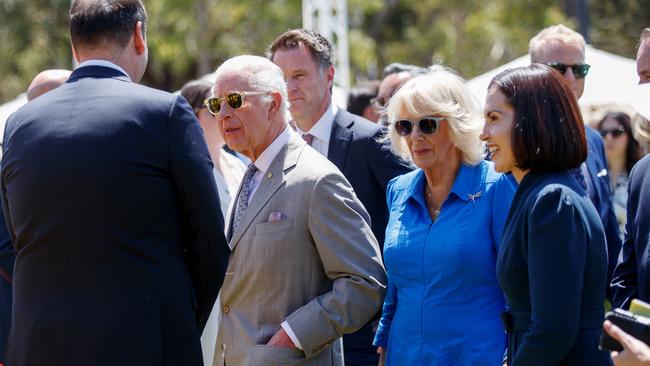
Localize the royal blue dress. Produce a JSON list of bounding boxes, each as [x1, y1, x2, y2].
[[373, 161, 516, 365]]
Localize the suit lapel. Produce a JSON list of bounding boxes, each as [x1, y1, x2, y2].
[[328, 110, 354, 171], [228, 134, 304, 250]]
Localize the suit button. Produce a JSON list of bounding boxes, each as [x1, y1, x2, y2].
[[223, 305, 231, 314]]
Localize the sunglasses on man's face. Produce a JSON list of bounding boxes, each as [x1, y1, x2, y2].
[[394, 117, 444, 136], [599, 126, 626, 138], [204, 91, 267, 115], [547, 62, 591, 79]]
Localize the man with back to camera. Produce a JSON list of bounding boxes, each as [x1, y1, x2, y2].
[[209, 54, 386, 366], [1, 1, 230, 365], [268, 30, 412, 365], [529, 24, 622, 301], [611, 27, 650, 310]]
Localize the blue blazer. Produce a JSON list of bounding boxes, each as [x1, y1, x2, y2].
[[329, 109, 412, 365], [0, 203, 13, 364], [612, 155, 650, 309], [1, 66, 230, 366], [585, 126, 621, 292], [498, 171, 611, 365]]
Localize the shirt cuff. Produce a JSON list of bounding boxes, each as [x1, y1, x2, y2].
[[281, 321, 303, 350]]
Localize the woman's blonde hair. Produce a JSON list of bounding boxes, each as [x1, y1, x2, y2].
[[384, 65, 484, 165]]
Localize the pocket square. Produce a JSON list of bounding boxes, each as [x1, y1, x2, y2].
[[268, 211, 285, 222]]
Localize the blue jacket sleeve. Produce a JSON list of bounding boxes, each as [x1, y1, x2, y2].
[[512, 188, 587, 365], [373, 278, 397, 347]]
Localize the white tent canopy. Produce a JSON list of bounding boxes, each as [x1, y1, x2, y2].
[[466, 45, 638, 108]]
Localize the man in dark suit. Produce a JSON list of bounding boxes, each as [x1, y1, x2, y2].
[[611, 29, 650, 308], [0, 205, 13, 365], [529, 24, 621, 298], [1, 1, 229, 365], [268, 29, 412, 366]]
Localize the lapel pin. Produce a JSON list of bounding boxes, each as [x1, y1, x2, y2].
[[267, 172, 273, 178]]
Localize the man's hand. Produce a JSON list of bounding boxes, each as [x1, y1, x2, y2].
[[266, 327, 296, 349], [604, 320, 650, 366]]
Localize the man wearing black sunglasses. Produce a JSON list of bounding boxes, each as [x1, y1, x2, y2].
[[268, 29, 412, 366], [529, 24, 621, 303]]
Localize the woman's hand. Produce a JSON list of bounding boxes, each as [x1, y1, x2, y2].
[[377, 347, 386, 366], [604, 320, 650, 365]]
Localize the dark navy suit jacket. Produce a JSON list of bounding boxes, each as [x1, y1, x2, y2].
[[1, 66, 229, 366], [584, 126, 621, 294], [0, 203, 14, 364], [498, 171, 611, 365], [329, 109, 412, 365], [612, 155, 650, 309], [328, 109, 412, 247]]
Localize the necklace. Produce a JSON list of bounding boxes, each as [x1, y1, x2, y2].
[[425, 186, 442, 221]]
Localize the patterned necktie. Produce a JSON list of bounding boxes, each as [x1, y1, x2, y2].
[[302, 133, 314, 146], [231, 163, 258, 234]]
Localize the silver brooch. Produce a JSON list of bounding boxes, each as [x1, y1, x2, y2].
[[468, 191, 483, 202]]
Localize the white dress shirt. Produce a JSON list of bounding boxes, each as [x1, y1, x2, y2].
[[75, 59, 131, 81], [295, 103, 338, 157]]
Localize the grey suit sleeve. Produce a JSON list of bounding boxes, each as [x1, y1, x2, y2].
[[284, 171, 387, 358], [167, 95, 230, 331]]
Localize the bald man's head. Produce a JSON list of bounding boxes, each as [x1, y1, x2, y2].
[[27, 69, 72, 101]]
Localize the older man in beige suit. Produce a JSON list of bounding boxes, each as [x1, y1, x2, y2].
[[204, 55, 386, 366]]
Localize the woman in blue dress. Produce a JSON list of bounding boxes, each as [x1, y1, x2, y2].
[[480, 64, 611, 365], [373, 66, 516, 365]]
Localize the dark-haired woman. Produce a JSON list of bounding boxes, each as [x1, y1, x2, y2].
[[480, 64, 611, 365], [598, 112, 643, 238]]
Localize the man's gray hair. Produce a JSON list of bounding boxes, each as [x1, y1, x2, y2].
[[213, 55, 290, 123], [529, 24, 586, 62]]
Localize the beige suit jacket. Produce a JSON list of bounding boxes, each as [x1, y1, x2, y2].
[[214, 133, 386, 366]]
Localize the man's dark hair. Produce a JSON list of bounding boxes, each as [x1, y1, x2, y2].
[[180, 79, 212, 116], [70, 0, 147, 50], [382, 63, 427, 77], [489, 64, 587, 172], [266, 29, 335, 72], [347, 80, 380, 116]]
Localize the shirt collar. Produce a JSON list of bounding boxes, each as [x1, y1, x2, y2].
[[449, 163, 483, 202], [407, 162, 485, 205], [252, 126, 293, 173], [75, 60, 131, 81], [296, 103, 337, 143]]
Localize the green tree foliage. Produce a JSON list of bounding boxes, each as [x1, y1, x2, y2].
[[0, 0, 646, 104]]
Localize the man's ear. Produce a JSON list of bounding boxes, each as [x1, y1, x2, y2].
[[134, 21, 146, 55], [325, 65, 335, 89], [268, 91, 283, 118]]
